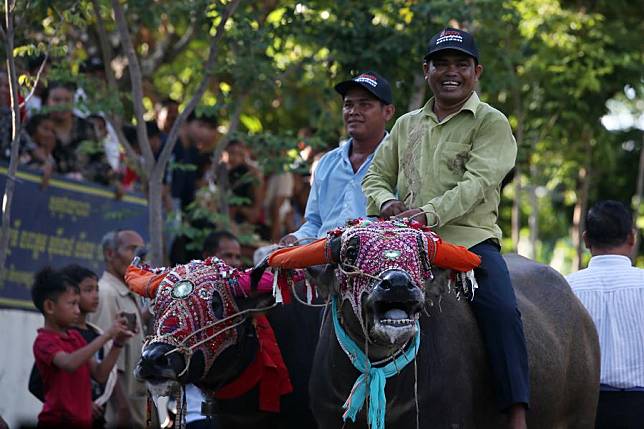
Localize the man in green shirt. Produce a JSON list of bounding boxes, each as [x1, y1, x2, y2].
[[362, 28, 529, 428]]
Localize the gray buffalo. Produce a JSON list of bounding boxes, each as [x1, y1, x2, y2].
[[261, 219, 600, 429]]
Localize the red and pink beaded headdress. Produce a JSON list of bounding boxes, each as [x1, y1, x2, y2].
[[139, 257, 244, 376], [329, 218, 436, 318]]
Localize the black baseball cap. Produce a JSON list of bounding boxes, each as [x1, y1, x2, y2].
[[334, 71, 393, 105], [424, 28, 479, 62]]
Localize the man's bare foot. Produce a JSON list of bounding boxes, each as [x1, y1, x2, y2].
[[507, 403, 527, 429]]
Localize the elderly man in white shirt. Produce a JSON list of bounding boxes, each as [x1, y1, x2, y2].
[[566, 200, 644, 429]]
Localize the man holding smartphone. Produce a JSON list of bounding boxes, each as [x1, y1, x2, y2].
[[89, 229, 148, 429]]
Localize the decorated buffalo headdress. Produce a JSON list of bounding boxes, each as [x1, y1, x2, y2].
[[258, 218, 482, 320], [126, 257, 250, 378], [333, 218, 435, 318]]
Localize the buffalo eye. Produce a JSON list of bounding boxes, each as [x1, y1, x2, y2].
[[211, 291, 224, 319], [343, 236, 360, 267]]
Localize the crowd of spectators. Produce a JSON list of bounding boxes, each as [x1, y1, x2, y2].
[[1, 58, 329, 262]]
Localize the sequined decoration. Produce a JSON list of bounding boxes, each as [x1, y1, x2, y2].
[[332, 219, 435, 324], [147, 257, 242, 374]]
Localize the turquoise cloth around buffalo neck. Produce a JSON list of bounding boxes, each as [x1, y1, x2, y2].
[[332, 297, 421, 429]]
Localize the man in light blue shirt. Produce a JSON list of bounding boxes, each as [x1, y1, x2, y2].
[[281, 71, 395, 244], [566, 200, 644, 428]]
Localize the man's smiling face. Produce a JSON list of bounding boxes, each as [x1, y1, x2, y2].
[[424, 50, 482, 107], [342, 87, 390, 142]]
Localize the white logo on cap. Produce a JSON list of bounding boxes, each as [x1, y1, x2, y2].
[[436, 34, 463, 45], [354, 75, 378, 87]]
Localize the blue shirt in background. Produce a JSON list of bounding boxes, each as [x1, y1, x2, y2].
[[293, 136, 386, 241]]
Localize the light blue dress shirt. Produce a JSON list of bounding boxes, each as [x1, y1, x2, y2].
[[567, 255, 644, 390], [293, 137, 385, 241]]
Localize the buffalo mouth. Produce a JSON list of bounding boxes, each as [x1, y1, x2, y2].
[[373, 301, 420, 327], [362, 270, 425, 346], [366, 294, 424, 346]]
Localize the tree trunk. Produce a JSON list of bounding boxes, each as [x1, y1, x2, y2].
[[91, 0, 140, 167], [111, 0, 241, 266], [632, 131, 644, 261], [572, 140, 593, 271], [526, 132, 538, 260], [407, 72, 427, 111], [147, 175, 165, 266], [0, 0, 22, 274], [512, 166, 521, 251], [527, 181, 538, 260]]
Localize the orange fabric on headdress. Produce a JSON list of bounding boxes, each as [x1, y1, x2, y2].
[[265, 235, 480, 273], [125, 265, 167, 298], [267, 238, 329, 269], [433, 241, 481, 272]]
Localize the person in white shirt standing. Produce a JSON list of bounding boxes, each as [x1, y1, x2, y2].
[[566, 200, 644, 429]]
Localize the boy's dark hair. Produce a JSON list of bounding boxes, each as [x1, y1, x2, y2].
[[585, 200, 633, 249], [31, 267, 79, 314], [60, 264, 98, 286], [203, 231, 239, 256]]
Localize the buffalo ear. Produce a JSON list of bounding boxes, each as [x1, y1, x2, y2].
[[306, 264, 338, 299], [424, 266, 450, 302], [236, 291, 276, 313], [250, 256, 270, 291], [328, 236, 342, 263], [342, 235, 360, 266]]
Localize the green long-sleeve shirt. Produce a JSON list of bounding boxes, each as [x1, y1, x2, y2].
[[362, 92, 516, 249]]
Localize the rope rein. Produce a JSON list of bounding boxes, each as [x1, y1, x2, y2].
[[287, 276, 328, 308]]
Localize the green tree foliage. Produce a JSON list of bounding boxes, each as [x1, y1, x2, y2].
[[3, 0, 642, 268]]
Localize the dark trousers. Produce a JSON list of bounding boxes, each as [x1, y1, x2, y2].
[[469, 240, 530, 410], [595, 391, 644, 429]]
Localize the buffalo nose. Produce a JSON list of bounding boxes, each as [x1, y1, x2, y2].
[[376, 270, 415, 291], [135, 343, 183, 382], [141, 346, 170, 368]]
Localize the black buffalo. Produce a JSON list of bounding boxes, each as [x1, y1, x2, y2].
[[128, 258, 321, 429]]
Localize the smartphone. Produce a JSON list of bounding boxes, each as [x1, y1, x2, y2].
[[120, 311, 137, 332]]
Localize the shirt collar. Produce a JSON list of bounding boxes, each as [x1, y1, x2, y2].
[[588, 254, 633, 268], [422, 91, 480, 122], [340, 132, 390, 163], [101, 271, 131, 297]]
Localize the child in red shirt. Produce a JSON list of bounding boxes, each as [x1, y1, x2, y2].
[[31, 267, 133, 429]]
